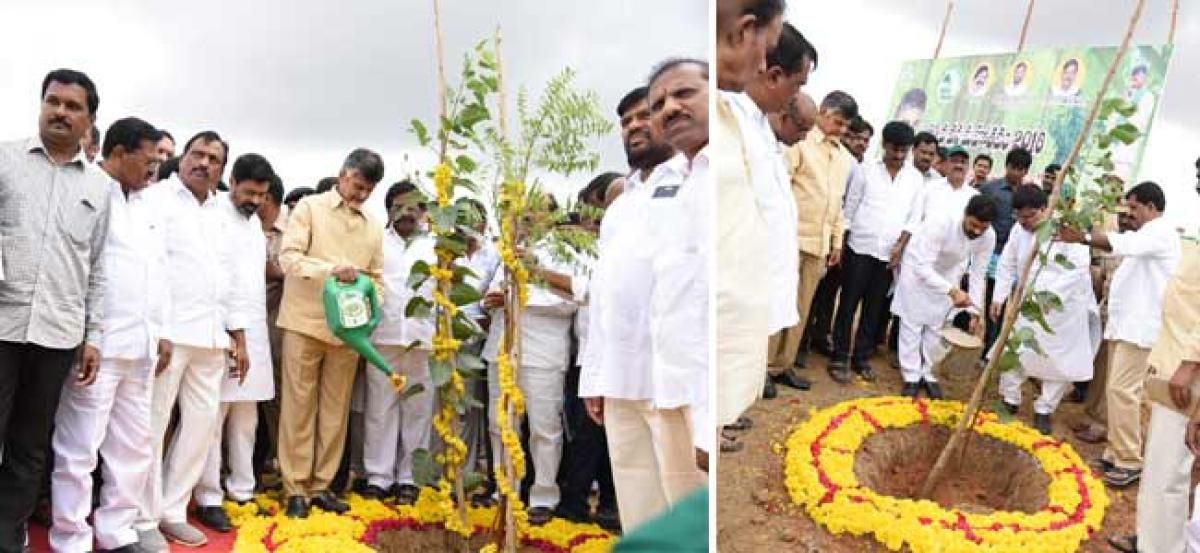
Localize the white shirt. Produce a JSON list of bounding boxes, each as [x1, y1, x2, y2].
[[913, 178, 979, 232], [216, 193, 274, 401], [579, 161, 683, 400], [571, 253, 594, 366], [373, 230, 437, 348], [147, 176, 250, 350], [844, 159, 925, 262], [482, 244, 579, 371], [100, 179, 169, 360], [1105, 217, 1183, 348], [891, 213, 994, 327], [461, 239, 501, 322], [725, 92, 799, 331]]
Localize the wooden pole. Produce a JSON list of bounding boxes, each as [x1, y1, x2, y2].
[[920, 0, 1149, 499], [932, 0, 955, 59], [1017, 0, 1037, 52], [1168, 0, 1180, 44], [433, 0, 448, 124]]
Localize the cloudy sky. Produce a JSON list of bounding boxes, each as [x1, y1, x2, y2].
[[0, 0, 707, 218], [793, 0, 1200, 229]]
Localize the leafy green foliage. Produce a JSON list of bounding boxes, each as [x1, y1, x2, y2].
[[412, 448, 438, 486]]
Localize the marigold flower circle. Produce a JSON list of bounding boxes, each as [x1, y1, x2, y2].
[[228, 489, 614, 552], [784, 397, 1108, 552]]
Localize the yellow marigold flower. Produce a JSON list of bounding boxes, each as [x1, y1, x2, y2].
[[433, 162, 453, 207]]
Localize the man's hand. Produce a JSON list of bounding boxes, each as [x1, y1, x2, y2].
[[989, 302, 1004, 323], [695, 448, 709, 472], [583, 397, 605, 425], [229, 332, 250, 384], [1187, 406, 1200, 456], [949, 288, 972, 308], [1169, 361, 1199, 411], [887, 245, 903, 270], [331, 265, 359, 283], [76, 344, 100, 386], [482, 291, 506, 310], [154, 339, 174, 376], [827, 248, 842, 267], [968, 314, 983, 337], [1056, 224, 1086, 244]]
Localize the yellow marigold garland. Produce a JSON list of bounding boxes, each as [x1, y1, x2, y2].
[[783, 397, 1109, 552], [226, 489, 613, 552], [433, 162, 453, 207]]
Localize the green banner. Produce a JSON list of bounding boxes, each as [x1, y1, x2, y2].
[[887, 44, 1173, 183]]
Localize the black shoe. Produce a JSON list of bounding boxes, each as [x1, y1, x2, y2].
[[828, 361, 852, 384], [793, 349, 808, 369], [285, 496, 309, 519], [923, 381, 944, 400], [762, 379, 778, 399], [553, 505, 591, 524], [853, 363, 876, 382], [528, 506, 553, 526], [594, 509, 621, 533], [772, 370, 811, 391], [392, 484, 420, 505], [311, 491, 350, 514], [1002, 402, 1019, 415], [1088, 458, 1114, 473], [194, 505, 232, 533], [1034, 413, 1052, 435], [901, 382, 920, 398], [1067, 385, 1087, 404], [350, 478, 370, 495], [360, 484, 390, 500]]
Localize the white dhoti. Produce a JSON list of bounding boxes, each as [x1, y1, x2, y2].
[[604, 398, 706, 533], [136, 345, 224, 528], [194, 401, 259, 505], [50, 357, 154, 551], [488, 364, 565, 508], [363, 346, 434, 488]]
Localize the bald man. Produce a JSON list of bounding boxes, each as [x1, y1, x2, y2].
[[768, 91, 816, 146], [714, 0, 787, 451]]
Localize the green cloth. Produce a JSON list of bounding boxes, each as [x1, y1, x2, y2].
[[613, 487, 709, 552]]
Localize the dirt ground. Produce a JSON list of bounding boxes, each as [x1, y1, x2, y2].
[[715, 349, 1160, 553]]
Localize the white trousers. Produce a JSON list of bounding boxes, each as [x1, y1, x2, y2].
[[898, 319, 941, 384], [50, 357, 153, 551], [136, 345, 224, 528], [488, 364, 565, 508], [604, 398, 705, 533], [1138, 403, 1194, 553], [999, 370, 1071, 415], [195, 401, 259, 506], [363, 347, 434, 488]]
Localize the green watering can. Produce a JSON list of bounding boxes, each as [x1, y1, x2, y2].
[[322, 274, 395, 380]]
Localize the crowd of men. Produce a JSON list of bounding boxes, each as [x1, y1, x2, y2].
[[0, 60, 710, 553], [715, 1, 1199, 551]]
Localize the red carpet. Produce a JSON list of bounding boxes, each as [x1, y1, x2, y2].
[[26, 515, 239, 552]]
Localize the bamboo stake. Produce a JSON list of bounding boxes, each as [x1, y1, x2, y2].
[[494, 24, 521, 553], [1017, 0, 1037, 52], [1169, 0, 1180, 44], [932, 0, 955, 59], [433, 0, 448, 125], [920, 0, 1149, 499]]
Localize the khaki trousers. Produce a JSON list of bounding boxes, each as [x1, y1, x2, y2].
[[604, 398, 706, 533], [1102, 340, 1151, 470], [767, 252, 825, 374], [1083, 340, 1110, 424], [278, 330, 361, 497]]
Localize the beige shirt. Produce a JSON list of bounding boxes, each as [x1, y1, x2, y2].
[[1147, 238, 1200, 385], [789, 128, 849, 257], [277, 190, 384, 345]]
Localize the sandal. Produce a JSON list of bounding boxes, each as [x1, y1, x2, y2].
[[720, 434, 744, 453], [1107, 534, 1136, 553], [724, 415, 753, 432], [1102, 466, 1141, 488]]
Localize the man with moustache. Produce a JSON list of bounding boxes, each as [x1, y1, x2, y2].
[[0, 69, 111, 552], [713, 0, 786, 452], [971, 154, 993, 188], [918, 146, 979, 223], [257, 174, 288, 478], [728, 22, 817, 398], [578, 81, 687, 531], [135, 131, 252, 549], [277, 149, 386, 518], [48, 117, 164, 553], [892, 195, 996, 398], [193, 154, 277, 532], [912, 132, 940, 183]]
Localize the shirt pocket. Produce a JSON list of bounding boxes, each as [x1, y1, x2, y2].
[[59, 197, 98, 245]]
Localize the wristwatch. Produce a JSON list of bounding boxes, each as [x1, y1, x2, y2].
[[1083, 232, 1093, 245]]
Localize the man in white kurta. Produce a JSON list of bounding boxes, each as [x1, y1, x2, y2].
[[50, 118, 170, 553], [136, 134, 252, 549], [918, 146, 979, 224], [1058, 181, 1182, 487], [193, 157, 277, 531], [992, 186, 1099, 434], [482, 242, 579, 522], [891, 196, 995, 398], [362, 182, 437, 504]]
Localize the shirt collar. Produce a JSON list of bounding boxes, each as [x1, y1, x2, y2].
[[26, 135, 87, 168], [807, 127, 842, 150], [168, 174, 218, 205], [271, 205, 290, 233], [326, 189, 366, 216]]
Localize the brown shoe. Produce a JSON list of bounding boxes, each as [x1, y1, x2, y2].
[[1074, 424, 1107, 444]]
